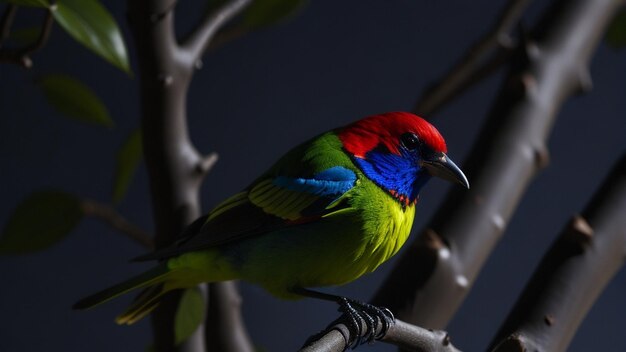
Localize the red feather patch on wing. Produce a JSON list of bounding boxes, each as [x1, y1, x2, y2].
[[338, 112, 447, 158]]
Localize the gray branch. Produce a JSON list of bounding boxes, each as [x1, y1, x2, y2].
[[127, 1, 252, 351], [180, 0, 253, 67], [301, 319, 461, 352], [489, 155, 626, 352], [373, 0, 622, 330]]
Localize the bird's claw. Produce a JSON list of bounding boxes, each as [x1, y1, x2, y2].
[[336, 297, 395, 348]]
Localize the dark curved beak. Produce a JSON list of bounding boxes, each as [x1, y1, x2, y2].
[[421, 152, 469, 189]]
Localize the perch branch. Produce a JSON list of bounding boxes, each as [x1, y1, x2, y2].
[[489, 155, 626, 352], [80, 199, 153, 249], [180, 0, 252, 67], [414, 0, 530, 116], [373, 0, 623, 329], [300, 319, 461, 352]]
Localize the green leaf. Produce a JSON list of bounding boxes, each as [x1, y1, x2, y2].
[[52, 0, 131, 73], [0, 191, 83, 254], [38, 73, 114, 127], [112, 129, 142, 203], [0, 0, 48, 7], [241, 0, 306, 29], [606, 9, 626, 49], [175, 288, 205, 345]]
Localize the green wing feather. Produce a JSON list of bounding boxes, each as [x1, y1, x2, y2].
[[133, 132, 360, 261]]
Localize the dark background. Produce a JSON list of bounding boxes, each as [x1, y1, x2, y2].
[[1, 0, 625, 351]]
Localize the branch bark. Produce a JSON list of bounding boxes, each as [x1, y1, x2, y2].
[[373, 0, 622, 330], [180, 0, 253, 67], [301, 319, 461, 352], [489, 155, 626, 352], [127, 1, 252, 351], [413, 0, 530, 116]]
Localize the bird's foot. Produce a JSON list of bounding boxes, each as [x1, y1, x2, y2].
[[336, 297, 395, 348]]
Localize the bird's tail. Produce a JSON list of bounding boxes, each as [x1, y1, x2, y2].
[[73, 263, 174, 324]]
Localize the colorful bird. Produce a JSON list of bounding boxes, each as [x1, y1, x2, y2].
[[74, 111, 469, 345]]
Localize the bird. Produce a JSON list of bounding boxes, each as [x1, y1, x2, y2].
[[73, 111, 469, 345]]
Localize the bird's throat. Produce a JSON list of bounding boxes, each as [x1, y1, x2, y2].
[[353, 151, 429, 207]]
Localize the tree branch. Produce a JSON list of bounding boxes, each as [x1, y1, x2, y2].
[[80, 199, 153, 249], [205, 281, 254, 352], [413, 0, 530, 116], [0, 3, 54, 68], [489, 155, 626, 352], [128, 1, 205, 351], [300, 319, 461, 352], [373, 0, 623, 329], [180, 0, 252, 67], [127, 1, 252, 351]]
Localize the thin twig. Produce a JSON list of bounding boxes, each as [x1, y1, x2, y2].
[[0, 4, 17, 47], [21, 3, 54, 55], [80, 199, 153, 249], [413, 0, 531, 116], [300, 319, 461, 352], [489, 155, 626, 352], [180, 0, 252, 67], [0, 4, 54, 68]]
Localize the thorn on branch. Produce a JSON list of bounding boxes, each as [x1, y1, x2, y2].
[[533, 144, 550, 169], [576, 68, 593, 94], [565, 215, 594, 248], [543, 314, 555, 326], [158, 73, 173, 86], [196, 152, 219, 175]]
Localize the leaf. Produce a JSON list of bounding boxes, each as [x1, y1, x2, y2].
[[606, 9, 626, 49], [0, 191, 83, 254], [174, 288, 205, 345], [52, 0, 131, 73], [38, 74, 114, 127], [0, 0, 48, 7], [241, 0, 306, 29], [112, 129, 142, 203]]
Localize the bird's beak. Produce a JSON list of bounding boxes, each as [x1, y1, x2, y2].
[[421, 152, 469, 189]]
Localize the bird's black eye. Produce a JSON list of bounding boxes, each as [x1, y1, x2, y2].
[[400, 132, 420, 151]]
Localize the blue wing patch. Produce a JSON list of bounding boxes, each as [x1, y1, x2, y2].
[[273, 166, 356, 197], [248, 166, 357, 221]]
